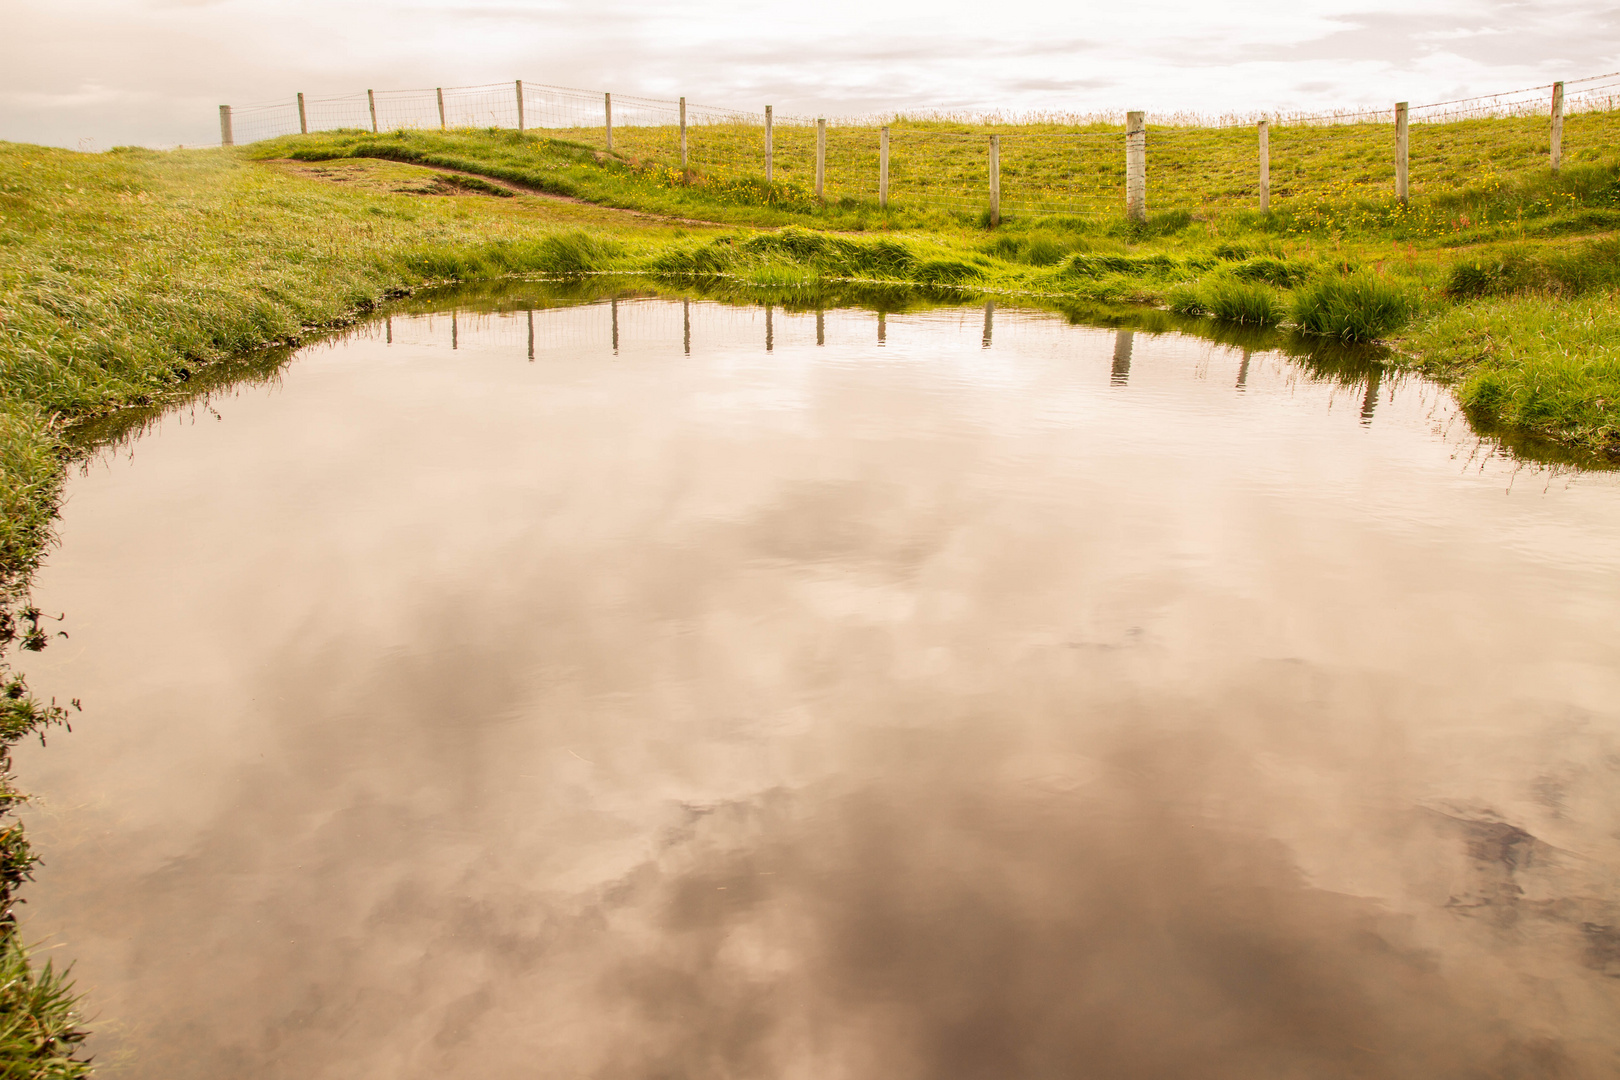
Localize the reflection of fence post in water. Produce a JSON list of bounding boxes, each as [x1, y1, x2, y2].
[[451, 311, 458, 350], [527, 309, 534, 360], [982, 300, 994, 348], [765, 305, 774, 352], [683, 300, 690, 355], [1110, 330, 1133, 385], [816, 308, 825, 347], [877, 311, 886, 345], [1236, 348, 1250, 390], [386, 316, 392, 345], [1360, 368, 1382, 425], [611, 297, 619, 353]]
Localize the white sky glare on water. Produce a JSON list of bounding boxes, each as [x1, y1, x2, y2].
[[3, 0, 1618, 148]]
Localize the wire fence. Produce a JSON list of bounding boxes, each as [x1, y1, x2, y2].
[[224, 71, 1620, 223]]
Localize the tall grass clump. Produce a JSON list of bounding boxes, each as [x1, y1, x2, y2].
[[531, 231, 621, 276], [1292, 273, 1417, 342], [1446, 237, 1620, 299], [1202, 276, 1285, 326]]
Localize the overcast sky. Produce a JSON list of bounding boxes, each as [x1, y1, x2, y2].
[[5, 0, 1618, 149]]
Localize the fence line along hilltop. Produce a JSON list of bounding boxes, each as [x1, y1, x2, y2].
[[221, 72, 1620, 225]]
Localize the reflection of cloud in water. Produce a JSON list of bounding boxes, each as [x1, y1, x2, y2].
[[94, 643, 1620, 1080], [16, 304, 1620, 1079]]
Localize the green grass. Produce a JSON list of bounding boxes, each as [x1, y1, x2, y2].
[[1395, 293, 1620, 454], [1291, 273, 1418, 342], [320, 108, 1620, 227]]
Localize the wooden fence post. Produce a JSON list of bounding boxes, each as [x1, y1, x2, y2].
[[437, 88, 446, 130], [1550, 81, 1565, 170], [880, 126, 889, 209], [988, 134, 1001, 226], [679, 97, 687, 168], [1395, 101, 1409, 204], [765, 105, 774, 181], [1125, 111, 1146, 222], [297, 93, 307, 135], [368, 89, 378, 133], [1258, 120, 1269, 212], [516, 81, 525, 132], [219, 105, 234, 147], [605, 93, 613, 152], [816, 118, 826, 201]]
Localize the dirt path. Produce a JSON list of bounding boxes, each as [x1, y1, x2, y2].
[[265, 157, 723, 228]]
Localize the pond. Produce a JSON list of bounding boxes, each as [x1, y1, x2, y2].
[[16, 290, 1620, 1079]]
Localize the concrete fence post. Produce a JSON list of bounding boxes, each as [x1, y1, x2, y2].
[[880, 126, 890, 209], [605, 93, 613, 152], [816, 118, 826, 201], [516, 80, 525, 133], [679, 97, 687, 168], [437, 88, 446, 131], [1257, 120, 1270, 212], [1395, 101, 1409, 204], [219, 105, 234, 147], [1550, 81, 1565, 170], [297, 93, 308, 135], [1125, 111, 1146, 222], [765, 105, 774, 181], [368, 89, 378, 133], [988, 134, 1001, 226]]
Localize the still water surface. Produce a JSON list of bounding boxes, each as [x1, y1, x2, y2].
[[16, 296, 1620, 1078]]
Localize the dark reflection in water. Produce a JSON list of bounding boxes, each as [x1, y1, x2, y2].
[[1110, 329, 1133, 386], [17, 295, 1620, 1078]]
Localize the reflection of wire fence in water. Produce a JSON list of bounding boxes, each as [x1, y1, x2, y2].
[[227, 70, 1620, 221], [378, 298, 1147, 360]]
